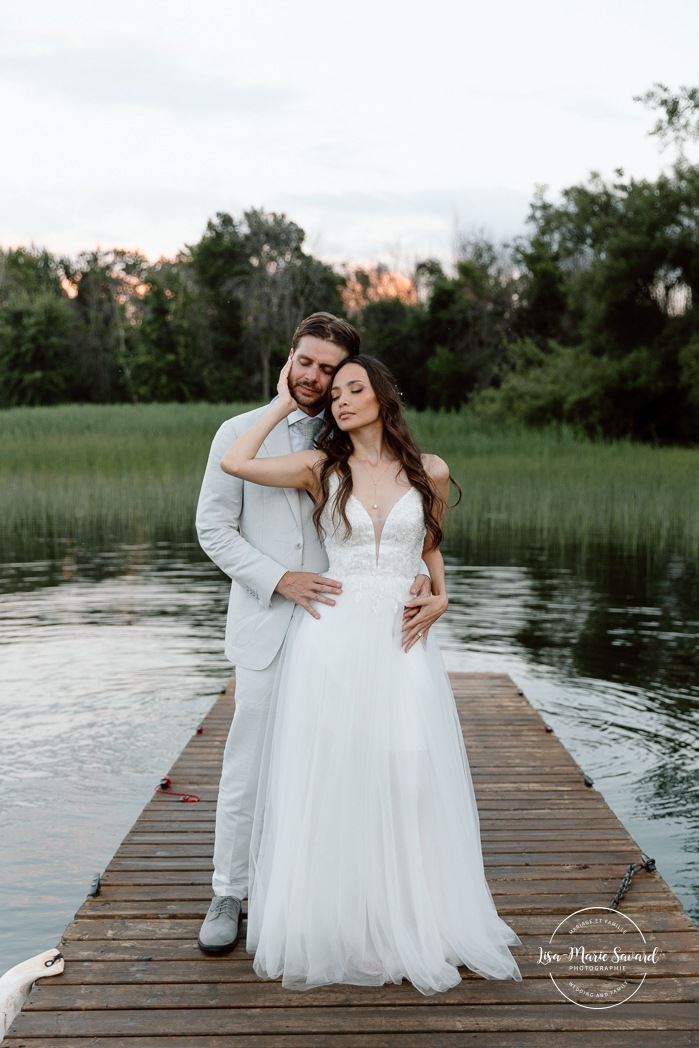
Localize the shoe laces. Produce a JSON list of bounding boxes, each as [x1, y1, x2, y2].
[[211, 896, 240, 920]]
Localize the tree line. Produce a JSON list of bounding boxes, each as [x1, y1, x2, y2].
[[2, 87, 699, 443]]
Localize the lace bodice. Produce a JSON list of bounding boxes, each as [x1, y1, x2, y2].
[[320, 475, 426, 608]]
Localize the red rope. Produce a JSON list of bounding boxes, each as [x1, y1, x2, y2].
[[155, 777, 200, 803]]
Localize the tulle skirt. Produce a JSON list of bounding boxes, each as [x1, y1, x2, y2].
[[246, 575, 522, 995]]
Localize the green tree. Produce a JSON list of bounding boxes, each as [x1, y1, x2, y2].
[[0, 247, 80, 406], [635, 81, 699, 156], [188, 208, 344, 399], [357, 296, 427, 407], [514, 191, 579, 346], [679, 335, 699, 413], [187, 212, 249, 399], [0, 246, 68, 305], [236, 208, 344, 398], [423, 233, 518, 409], [487, 165, 699, 441], [65, 249, 147, 402], [129, 255, 224, 402], [0, 292, 75, 406]]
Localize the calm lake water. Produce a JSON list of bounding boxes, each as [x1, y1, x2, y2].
[[1, 535, 698, 972]]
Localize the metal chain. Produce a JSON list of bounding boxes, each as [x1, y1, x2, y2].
[[610, 853, 656, 910]]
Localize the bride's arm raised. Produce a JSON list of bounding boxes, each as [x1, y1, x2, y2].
[[220, 357, 323, 497]]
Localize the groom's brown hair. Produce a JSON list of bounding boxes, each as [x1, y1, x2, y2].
[[291, 312, 360, 357]]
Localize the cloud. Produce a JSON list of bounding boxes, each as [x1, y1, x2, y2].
[[0, 182, 230, 259], [564, 97, 643, 123], [0, 179, 533, 269], [0, 29, 293, 117], [284, 185, 532, 262]]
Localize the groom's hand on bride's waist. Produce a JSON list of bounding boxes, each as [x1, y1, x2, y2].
[[275, 572, 343, 619], [403, 575, 431, 621]]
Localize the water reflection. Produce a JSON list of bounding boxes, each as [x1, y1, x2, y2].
[[439, 538, 699, 925], [0, 540, 231, 972], [1, 535, 697, 973]]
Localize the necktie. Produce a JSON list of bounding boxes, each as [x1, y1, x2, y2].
[[296, 416, 323, 450]]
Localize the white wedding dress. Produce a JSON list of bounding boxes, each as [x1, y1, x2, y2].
[[247, 478, 522, 995]]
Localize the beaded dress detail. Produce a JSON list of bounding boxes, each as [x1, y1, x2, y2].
[[247, 475, 522, 995], [324, 482, 426, 613]]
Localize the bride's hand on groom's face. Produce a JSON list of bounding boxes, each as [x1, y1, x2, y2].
[[277, 352, 298, 411]]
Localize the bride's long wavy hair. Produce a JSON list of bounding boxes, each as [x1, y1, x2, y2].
[[312, 355, 461, 552]]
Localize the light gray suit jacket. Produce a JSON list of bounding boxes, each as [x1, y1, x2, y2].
[[196, 403, 328, 670]]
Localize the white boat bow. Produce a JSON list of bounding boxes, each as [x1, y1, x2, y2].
[[0, 948, 64, 1041]]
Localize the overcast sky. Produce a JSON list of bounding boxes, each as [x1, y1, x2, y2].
[[1, 0, 697, 269]]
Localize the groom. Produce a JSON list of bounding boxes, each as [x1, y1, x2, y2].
[[195, 311, 431, 954]]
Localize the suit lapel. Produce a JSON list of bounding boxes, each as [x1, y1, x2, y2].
[[262, 414, 303, 530]]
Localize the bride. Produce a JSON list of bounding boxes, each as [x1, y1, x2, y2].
[[221, 353, 522, 995]]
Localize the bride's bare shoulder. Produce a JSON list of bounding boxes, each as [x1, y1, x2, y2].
[[421, 453, 450, 482]]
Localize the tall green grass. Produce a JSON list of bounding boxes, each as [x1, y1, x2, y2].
[[418, 412, 699, 555], [1, 403, 698, 557], [0, 403, 243, 551]]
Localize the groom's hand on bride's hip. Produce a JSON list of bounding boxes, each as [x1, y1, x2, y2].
[[402, 575, 431, 621], [275, 571, 343, 619]]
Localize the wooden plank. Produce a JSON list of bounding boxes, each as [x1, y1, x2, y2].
[[39, 952, 699, 984], [5, 1035, 699, 1043], [9, 1003, 699, 1036], [70, 897, 680, 921], [7, 673, 699, 1047], [22, 977, 699, 1009], [5, 1035, 699, 1048], [62, 907, 697, 937], [91, 878, 672, 901], [97, 863, 665, 887], [53, 930, 699, 963]]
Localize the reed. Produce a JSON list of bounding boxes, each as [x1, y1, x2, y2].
[[0, 404, 242, 553], [1, 403, 698, 557], [423, 413, 699, 556]]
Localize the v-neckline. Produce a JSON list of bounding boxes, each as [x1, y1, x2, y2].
[[349, 488, 413, 564]]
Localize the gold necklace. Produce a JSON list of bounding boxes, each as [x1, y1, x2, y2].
[[353, 458, 395, 511]]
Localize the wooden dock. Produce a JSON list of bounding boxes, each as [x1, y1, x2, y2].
[[5, 673, 699, 1047]]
